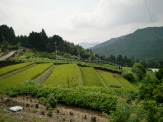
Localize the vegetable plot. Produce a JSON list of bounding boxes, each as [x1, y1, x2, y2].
[[0, 63, 53, 93], [0, 62, 34, 77], [44, 64, 79, 87], [80, 67, 103, 87]]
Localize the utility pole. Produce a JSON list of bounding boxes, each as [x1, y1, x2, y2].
[[78, 45, 80, 64], [54, 41, 58, 65]]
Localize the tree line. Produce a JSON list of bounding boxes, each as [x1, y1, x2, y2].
[[0, 24, 162, 68], [0, 24, 96, 60]]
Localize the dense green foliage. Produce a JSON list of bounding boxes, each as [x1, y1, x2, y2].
[[122, 72, 137, 82], [44, 64, 79, 87], [139, 68, 163, 103], [91, 26, 163, 63], [155, 68, 163, 80], [0, 63, 53, 92], [6, 83, 125, 114], [132, 63, 146, 81], [0, 25, 15, 44], [47, 93, 57, 108], [0, 62, 33, 76]]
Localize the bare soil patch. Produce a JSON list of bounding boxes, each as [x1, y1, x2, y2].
[[0, 95, 109, 122]]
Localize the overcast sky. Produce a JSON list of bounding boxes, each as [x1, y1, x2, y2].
[[0, 0, 163, 44]]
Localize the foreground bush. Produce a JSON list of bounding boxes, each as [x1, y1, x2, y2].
[[6, 83, 120, 114]]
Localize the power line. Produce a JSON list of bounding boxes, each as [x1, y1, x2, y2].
[[144, 0, 163, 51]]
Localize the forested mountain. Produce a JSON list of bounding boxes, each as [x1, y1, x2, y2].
[[0, 24, 95, 60], [91, 26, 163, 62], [91, 36, 125, 50]]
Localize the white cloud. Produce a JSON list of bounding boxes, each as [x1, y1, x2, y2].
[[58, 0, 163, 43], [0, 0, 163, 44]]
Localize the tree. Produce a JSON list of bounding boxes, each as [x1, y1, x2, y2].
[[0, 25, 15, 44], [117, 54, 123, 65], [41, 29, 48, 41], [28, 32, 45, 50], [155, 68, 163, 81], [132, 63, 146, 81], [1, 40, 10, 50]]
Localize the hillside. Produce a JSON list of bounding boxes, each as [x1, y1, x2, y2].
[[91, 26, 163, 62]]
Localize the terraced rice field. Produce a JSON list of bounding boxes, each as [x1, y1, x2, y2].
[[0, 62, 34, 77], [0, 63, 136, 92], [98, 72, 122, 87], [44, 64, 80, 87], [0, 63, 53, 92], [80, 67, 103, 87], [115, 77, 136, 90]]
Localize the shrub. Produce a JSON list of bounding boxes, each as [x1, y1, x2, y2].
[[109, 84, 121, 88], [132, 63, 146, 81], [122, 72, 136, 82], [47, 110, 52, 117], [91, 116, 96, 122], [47, 93, 57, 108], [109, 102, 131, 122], [8, 91, 18, 97], [35, 104, 39, 108]]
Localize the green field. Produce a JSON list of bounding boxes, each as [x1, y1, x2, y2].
[[98, 71, 122, 87], [0, 63, 53, 92], [80, 67, 103, 87], [44, 64, 80, 87], [115, 77, 136, 90], [0, 63, 137, 92], [0, 62, 34, 77]]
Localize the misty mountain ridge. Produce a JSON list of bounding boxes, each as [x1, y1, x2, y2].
[[78, 42, 100, 49], [91, 26, 163, 62]]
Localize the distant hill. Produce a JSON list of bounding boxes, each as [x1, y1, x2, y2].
[[78, 42, 100, 49], [91, 26, 163, 62], [91, 36, 125, 50]]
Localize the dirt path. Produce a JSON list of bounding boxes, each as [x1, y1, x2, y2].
[[0, 95, 109, 122], [0, 51, 16, 61], [35, 65, 55, 84]]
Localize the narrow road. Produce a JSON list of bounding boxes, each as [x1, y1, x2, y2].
[[0, 51, 16, 61]]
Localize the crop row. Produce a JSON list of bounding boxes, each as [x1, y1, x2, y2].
[[80, 67, 104, 87], [44, 64, 79, 87], [0, 63, 53, 93], [7, 83, 120, 114], [0, 62, 34, 77]]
